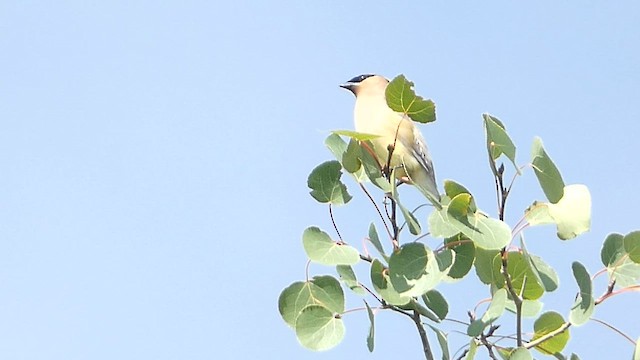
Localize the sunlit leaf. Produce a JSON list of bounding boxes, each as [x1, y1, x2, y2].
[[444, 180, 477, 213], [525, 184, 591, 240], [388, 242, 428, 294], [295, 305, 345, 351], [531, 137, 565, 204], [307, 161, 352, 205], [623, 231, 640, 263], [569, 262, 594, 326], [505, 299, 544, 318], [601, 233, 640, 287], [468, 288, 507, 336], [465, 339, 478, 359], [634, 336, 640, 360], [429, 206, 511, 250], [331, 129, 381, 141], [504, 252, 545, 300], [509, 347, 533, 360], [385, 74, 436, 124], [532, 312, 570, 355], [427, 325, 450, 360], [302, 227, 360, 265]]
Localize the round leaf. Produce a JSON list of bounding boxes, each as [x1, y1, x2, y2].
[[302, 227, 360, 265], [307, 161, 352, 205], [623, 231, 640, 263], [295, 305, 345, 351], [532, 312, 570, 355]]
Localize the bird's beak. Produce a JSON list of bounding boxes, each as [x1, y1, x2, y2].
[[339, 82, 356, 93]]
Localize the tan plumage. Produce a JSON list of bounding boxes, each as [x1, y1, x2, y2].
[[340, 74, 440, 202]]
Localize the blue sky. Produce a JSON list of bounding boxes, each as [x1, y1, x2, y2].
[[1, 2, 639, 359]]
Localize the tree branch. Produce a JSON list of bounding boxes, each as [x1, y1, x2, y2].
[[412, 310, 435, 360]]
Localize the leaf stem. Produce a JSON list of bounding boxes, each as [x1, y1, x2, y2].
[[329, 204, 344, 243]]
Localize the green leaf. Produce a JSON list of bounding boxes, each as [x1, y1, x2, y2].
[[422, 289, 449, 321], [509, 347, 533, 360], [331, 129, 381, 141], [447, 193, 473, 219], [278, 276, 344, 327], [474, 248, 501, 285], [525, 184, 591, 240], [505, 299, 544, 318], [388, 242, 428, 294], [429, 206, 512, 250], [359, 141, 392, 192], [390, 168, 421, 235], [623, 231, 640, 263], [465, 339, 478, 359], [483, 114, 519, 173], [608, 257, 640, 288], [531, 137, 565, 204], [444, 180, 477, 213], [392, 244, 447, 297], [336, 265, 365, 295], [521, 241, 559, 292], [504, 252, 545, 300], [302, 227, 360, 265], [367, 223, 387, 258], [569, 262, 594, 326], [307, 161, 352, 205], [601, 233, 625, 267], [427, 325, 450, 360], [295, 305, 345, 351], [467, 288, 507, 336], [370, 259, 411, 306], [364, 300, 375, 352], [325, 133, 348, 162], [634, 336, 640, 360], [342, 139, 363, 173], [601, 232, 640, 287], [385, 74, 436, 124], [445, 234, 475, 280], [402, 299, 441, 323], [532, 312, 570, 355]]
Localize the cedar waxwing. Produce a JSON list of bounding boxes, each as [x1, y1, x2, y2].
[[340, 74, 440, 202]]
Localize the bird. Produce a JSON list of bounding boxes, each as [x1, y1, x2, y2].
[[340, 74, 440, 203]]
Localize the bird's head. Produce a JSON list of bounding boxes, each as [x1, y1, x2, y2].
[[340, 74, 389, 97]]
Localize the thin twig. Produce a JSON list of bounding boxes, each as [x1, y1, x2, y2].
[[329, 204, 344, 243], [359, 183, 393, 240], [590, 318, 637, 345]]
